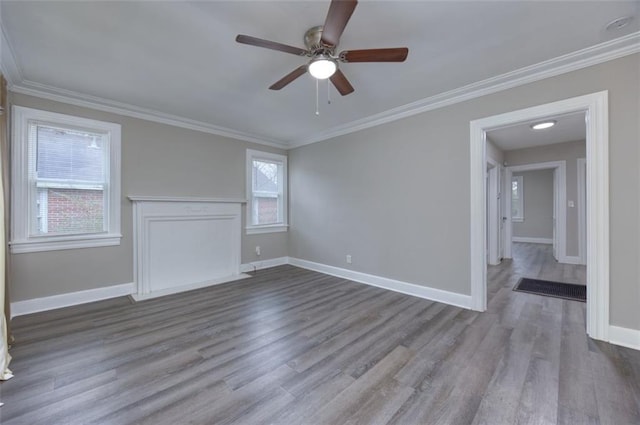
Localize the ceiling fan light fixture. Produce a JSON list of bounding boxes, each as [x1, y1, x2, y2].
[[308, 57, 337, 80]]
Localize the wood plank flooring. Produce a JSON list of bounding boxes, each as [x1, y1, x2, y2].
[[1, 242, 639, 424]]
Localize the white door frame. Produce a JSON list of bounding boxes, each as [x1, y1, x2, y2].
[[469, 91, 609, 342], [504, 161, 566, 261], [486, 158, 501, 265], [577, 158, 587, 265]]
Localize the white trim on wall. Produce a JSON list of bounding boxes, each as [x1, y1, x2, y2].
[[0, 21, 21, 85], [470, 91, 609, 342], [562, 256, 584, 265], [11, 256, 474, 318], [15, 255, 636, 352], [289, 257, 473, 310], [292, 31, 640, 148], [240, 256, 289, 273], [609, 326, 640, 351], [577, 158, 587, 265], [10, 257, 289, 316], [3, 27, 638, 149], [130, 274, 250, 302], [10, 282, 135, 318], [10, 80, 288, 149], [486, 159, 501, 266], [128, 196, 246, 204], [512, 237, 553, 244]]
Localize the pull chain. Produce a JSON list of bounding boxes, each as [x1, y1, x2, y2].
[[327, 79, 331, 105], [315, 78, 320, 116]]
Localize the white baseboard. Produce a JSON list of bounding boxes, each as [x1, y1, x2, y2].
[[560, 255, 585, 265], [609, 325, 640, 351], [512, 237, 553, 244], [130, 274, 251, 302], [240, 256, 289, 273], [8, 254, 477, 317], [11, 282, 135, 318], [288, 257, 472, 309]]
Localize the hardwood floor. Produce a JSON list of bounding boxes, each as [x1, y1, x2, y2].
[[1, 243, 639, 424]]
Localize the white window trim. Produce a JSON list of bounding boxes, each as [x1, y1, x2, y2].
[[246, 149, 288, 235], [511, 175, 524, 222], [11, 106, 122, 254]]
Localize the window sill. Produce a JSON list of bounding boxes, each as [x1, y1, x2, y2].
[[10, 233, 122, 254], [245, 225, 289, 235], [512, 217, 524, 223]]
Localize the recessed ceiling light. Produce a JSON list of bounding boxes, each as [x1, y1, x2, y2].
[[606, 16, 633, 31], [530, 121, 556, 130]]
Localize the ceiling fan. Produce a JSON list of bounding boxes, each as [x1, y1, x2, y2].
[[236, 0, 408, 96]]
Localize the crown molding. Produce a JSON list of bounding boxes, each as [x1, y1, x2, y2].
[[289, 31, 640, 148], [4, 26, 638, 150], [10, 80, 288, 148], [0, 18, 22, 86]]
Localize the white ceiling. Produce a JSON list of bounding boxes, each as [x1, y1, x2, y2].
[[1, 1, 638, 147], [488, 112, 587, 151]]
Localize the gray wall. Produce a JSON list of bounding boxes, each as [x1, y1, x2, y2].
[[505, 140, 586, 256], [486, 138, 504, 164], [289, 54, 639, 331], [512, 169, 554, 240], [9, 93, 288, 301]]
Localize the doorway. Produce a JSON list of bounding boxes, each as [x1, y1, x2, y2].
[[504, 161, 566, 262], [469, 91, 610, 342]]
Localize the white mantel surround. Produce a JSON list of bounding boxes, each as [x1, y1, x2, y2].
[[129, 196, 249, 301]]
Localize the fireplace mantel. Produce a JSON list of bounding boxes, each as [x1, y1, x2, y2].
[[129, 196, 249, 301]]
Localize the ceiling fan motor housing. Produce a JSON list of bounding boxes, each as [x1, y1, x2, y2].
[[304, 26, 335, 55]]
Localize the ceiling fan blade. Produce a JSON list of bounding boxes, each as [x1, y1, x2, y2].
[[330, 69, 354, 96], [236, 35, 308, 56], [340, 48, 409, 63], [321, 0, 358, 47], [269, 66, 308, 90]]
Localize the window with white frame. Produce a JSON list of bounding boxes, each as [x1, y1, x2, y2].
[[246, 149, 287, 234], [11, 106, 121, 253], [511, 175, 524, 222]]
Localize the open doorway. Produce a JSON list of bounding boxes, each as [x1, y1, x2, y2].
[[469, 91, 610, 342], [504, 161, 568, 262]]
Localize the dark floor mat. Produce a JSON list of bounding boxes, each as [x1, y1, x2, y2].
[[513, 278, 586, 302]]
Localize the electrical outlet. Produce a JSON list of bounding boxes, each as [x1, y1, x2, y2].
[[255, 246, 261, 256], [346, 254, 352, 264]]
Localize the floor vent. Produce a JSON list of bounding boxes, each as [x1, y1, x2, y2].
[[513, 278, 586, 302]]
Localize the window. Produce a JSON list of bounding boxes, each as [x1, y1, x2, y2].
[[511, 175, 524, 222], [11, 106, 121, 253], [246, 149, 287, 234]]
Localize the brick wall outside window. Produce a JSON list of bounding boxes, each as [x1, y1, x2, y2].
[[255, 197, 278, 224], [42, 188, 104, 234]]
